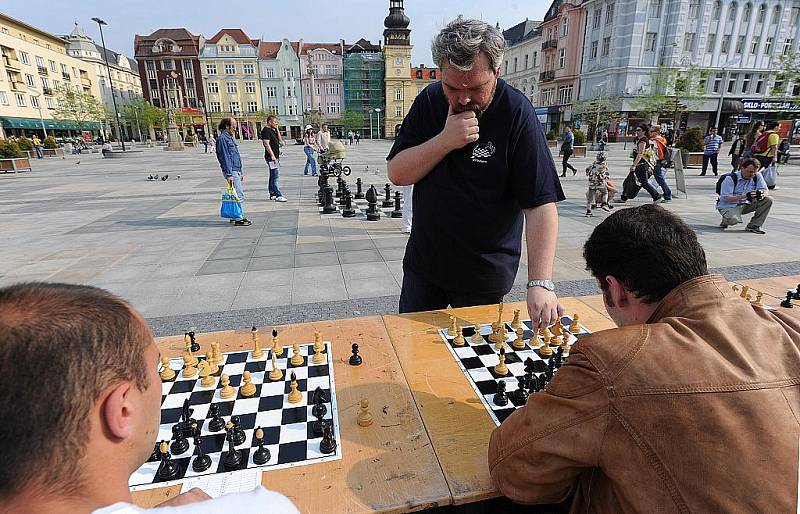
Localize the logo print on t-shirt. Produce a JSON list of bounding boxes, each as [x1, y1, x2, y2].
[[471, 141, 496, 163]]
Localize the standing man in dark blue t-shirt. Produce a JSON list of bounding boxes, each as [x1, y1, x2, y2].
[[387, 18, 565, 326]]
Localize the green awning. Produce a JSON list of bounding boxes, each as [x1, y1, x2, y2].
[[0, 116, 101, 131]]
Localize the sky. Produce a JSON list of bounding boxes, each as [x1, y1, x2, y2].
[[1, 0, 550, 65]]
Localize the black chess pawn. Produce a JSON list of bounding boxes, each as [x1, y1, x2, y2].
[[349, 343, 362, 366], [554, 346, 564, 368], [317, 174, 327, 205], [191, 435, 212, 472], [188, 331, 199, 352], [230, 415, 246, 446], [493, 380, 509, 406], [322, 185, 337, 214], [793, 285, 800, 300], [338, 183, 348, 206], [342, 188, 356, 218], [208, 404, 225, 432], [365, 185, 381, 221], [354, 177, 365, 199], [253, 427, 271, 465], [546, 358, 555, 381], [156, 441, 179, 480], [222, 429, 242, 470], [510, 376, 529, 403], [781, 290, 795, 308], [319, 420, 337, 455], [170, 424, 189, 455], [147, 442, 160, 462], [335, 176, 343, 197], [382, 183, 394, 208], [391, 191, 403, 218]]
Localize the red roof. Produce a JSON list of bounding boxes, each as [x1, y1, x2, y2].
[[207, 28, 256, 46], [259, 41, 300, 59], [300, 42, 342, 55]]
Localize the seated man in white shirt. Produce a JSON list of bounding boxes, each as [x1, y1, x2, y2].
[[0, 283, 299, 514], [716, 157, 773, 235]]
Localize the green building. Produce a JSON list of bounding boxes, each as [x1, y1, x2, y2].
[[343, 39, 385, 139]]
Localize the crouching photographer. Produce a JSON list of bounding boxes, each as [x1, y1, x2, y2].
[[716, 157, 773, 234]]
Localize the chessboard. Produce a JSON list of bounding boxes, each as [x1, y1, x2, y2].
[[438, 311, 591, 426], [319, 195, 404, 220], [129, 330, 341, 490]]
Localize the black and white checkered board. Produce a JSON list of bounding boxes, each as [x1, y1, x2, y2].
[[129, 341, 341, 490], [319, 196, 403, 220], [438, 316, 591, 426]]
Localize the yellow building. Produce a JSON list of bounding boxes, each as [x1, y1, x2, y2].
[[200, 29, 262, 139], [382, 0, 412, 139], [0, 13, 101, 138]]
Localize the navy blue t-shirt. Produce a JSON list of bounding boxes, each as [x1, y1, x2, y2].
[[387, 79, 564, 294]]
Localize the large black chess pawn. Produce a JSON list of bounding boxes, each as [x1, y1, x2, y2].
[[222, 425, 242, 470], [365, 185, 381, 221], [354, 177, 365, 199], [335, 176, 343, 198], [319, 420, 337, 455], [156, 441, 179, 480], [252, 427, 271, 465], [208, 404, 225, 432], [170, 424, 190, 455], [230, 415, 246, 446], [322, 185, 337, 214], [338, 183, 349, 206], [191, 434, 212, 472], [510, 375, 529, 403], [349, 343, 363, 366], [391, 191, 403, 218], [317, 174, 328, 205], [188, 331, 200, 352], [793, 284, 800, 300], [342, 188, 356, 218], [493, 380, 509, 406], [382, 183, 394, 208], [782, 290, 795, 308]]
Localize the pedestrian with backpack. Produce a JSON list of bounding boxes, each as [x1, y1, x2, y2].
[[716, 157, 772, 234], [700, 126, 723, 176], [619, 124, 662, 203], [753, 120, 780, 170], [728, 132, 746, 172], [742, 121, 763, 158], [649, 126, 672, 202]]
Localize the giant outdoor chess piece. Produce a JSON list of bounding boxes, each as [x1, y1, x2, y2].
[[382, 183, 394, 208], [354, 177, 365, 199], [365, 185, 381, 221], [342, 188, 356, 218], [391, 191, 403, 218], [322, 185, 337, 214]]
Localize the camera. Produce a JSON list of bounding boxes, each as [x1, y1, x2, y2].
[[746, 189, 765, 201]]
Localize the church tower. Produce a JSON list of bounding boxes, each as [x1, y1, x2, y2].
[[383, 0, 413, 138]]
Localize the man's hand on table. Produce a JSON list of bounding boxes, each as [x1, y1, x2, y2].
[[156, 488, 211, 507], [527, 286, 564, 328]]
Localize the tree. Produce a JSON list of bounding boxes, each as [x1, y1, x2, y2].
[[630, 65, 708, 126], [572, 91, 622, 140], [339, 110, 364, 133], [120, 99, 166, 142], [53, 87, 105, 134], [773, 51, 800, 98]]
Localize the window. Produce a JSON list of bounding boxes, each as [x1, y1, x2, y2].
[[41, 77, 49, 91], [758, 4, 766, 23], [606, 3, 615, 23], [15, 92, 25, 106], [25, 73, 35, 87], [395, 89, 402, 101], [19, 51, 29, 65], [207, 82, 219, 93], [504, 61, 508, 75], [524, 54, 529, 69], [210, 101, 221, 112], [591, 40, 599, 58], [229, 101, 240, 113], [395, 106, 402, 117], [743, 3, 752, 21], [765, 37, 773, 54], [602, 37, 611, 56], [558, 48, 566, 68], [265, 86, 277, 98], [736, 35, 745, 53], [707, 34, 717, 53], [286, 85, 294, 97], [247, 101, 258, 113], [48, 59, 56, 72], [533, 52, 539, 67], [728, 4, 737, 22], [784, 39, 794, 55], [162, 59, 174, 70], [751, 36, 760, 54], [561, 16, 569, 37], [689, 1, 699, 18], [35, 55, 44, 68], [266, 68, 275, 78], [721, 35, 731, 53], [0, 91, 7, 105], [557, 85, 573, 104], [227, 82, 237, 93], [792, 7, 800, 25], [742, 73, 751, 93], [713, 73, 722, 93], [644, 33, 657, 52], [755, 74, 764, 93], [243, 63, 254, 74], [284, 68, 294, 79], [514, 57, 518, 72], [684, 33, 695, 52], [46, 97, 55, 109], [593, 9, 602, 29], [30, 95, 39, 108], [182, 60, 193, 78], [650, 0, 662, 17], [245, 82, 256, 93], [224, 64, 235, 75], [206, 64, 217, 75], [772, 80, 784, 95], [713, 1, 721, 20], [727, 73, 738, 93]]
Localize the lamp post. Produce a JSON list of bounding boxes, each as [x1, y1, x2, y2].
[[374, 107, 381, 139], [91, 17, 125, 151], [370, 110, 373, 139]]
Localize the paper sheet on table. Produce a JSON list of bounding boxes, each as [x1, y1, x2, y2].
[[180, 468, 261, 498]]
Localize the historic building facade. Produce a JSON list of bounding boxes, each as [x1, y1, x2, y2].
[[383, 0, 413, 138], [299, 41, 344, 130], [343, 38, 385, 138], [502, 19, 542, 107], [258, 39, 303, 139]]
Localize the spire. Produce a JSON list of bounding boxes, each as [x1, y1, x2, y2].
[[384, 0, 411, 46], [69, 21, 90, 40]]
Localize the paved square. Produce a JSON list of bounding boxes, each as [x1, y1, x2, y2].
[[1, 140, 797, 334]]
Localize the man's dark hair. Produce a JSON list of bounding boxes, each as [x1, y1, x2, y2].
[[583, 205, 708, 303], [766, 121, 780, 130], [0, 283, 151, 498], [218, 117, 233, 132], [267, 115, 277, 124], [636, 123, 649, 133], [740, 157, 759, 169]]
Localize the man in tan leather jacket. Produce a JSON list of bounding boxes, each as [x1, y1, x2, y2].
[[488, 204, 800, 513]]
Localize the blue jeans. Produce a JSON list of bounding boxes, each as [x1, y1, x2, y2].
[[303, 146, 317, 175], [228, 171, 245, 220], [34, 146, 43, 158], [266, 158, 283, 197], [653, 161, 672, 200]]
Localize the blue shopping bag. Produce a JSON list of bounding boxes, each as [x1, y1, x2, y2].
[[220, 186, 243, 220]]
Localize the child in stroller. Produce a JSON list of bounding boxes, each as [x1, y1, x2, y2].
[[318, 139, 351, 176]]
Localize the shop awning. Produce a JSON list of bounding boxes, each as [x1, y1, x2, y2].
[[0, 116, 102, 131]]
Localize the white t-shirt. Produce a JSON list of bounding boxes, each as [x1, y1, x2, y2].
[[93, 487, 299, 514]]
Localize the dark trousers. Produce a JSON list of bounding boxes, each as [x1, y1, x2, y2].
[[701, 153, 719, 175], [731, 154, 741, 172], [561, 149, 576, 176], [399, 268, 505, 313], [621, 164, 661, 201]]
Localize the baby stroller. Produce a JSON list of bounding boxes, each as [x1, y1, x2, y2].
[[318, 140, 351, 177]]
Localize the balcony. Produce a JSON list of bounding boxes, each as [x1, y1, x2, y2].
[[539, 70, 555, 82], [2, 54, 21, 70], [62, 73, 71, 81], [37, 66, 48, 76], [81, 77, 92, 88], [43, 87, 53, 96], [542, 39, 559, 50], [10, 80, 25, 91]]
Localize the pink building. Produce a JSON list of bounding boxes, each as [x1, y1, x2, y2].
[[537, 0, 586, 134], [299, 41, 344, 127]]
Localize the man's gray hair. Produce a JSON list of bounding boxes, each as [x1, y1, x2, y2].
[[432, 18, 506, 72]]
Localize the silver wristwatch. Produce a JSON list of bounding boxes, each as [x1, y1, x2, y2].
[[526, 279, 555, 291]]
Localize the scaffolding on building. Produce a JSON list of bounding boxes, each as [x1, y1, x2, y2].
[[343, 52, 385, 138]]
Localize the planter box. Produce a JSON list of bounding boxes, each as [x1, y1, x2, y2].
[[0, 157, 32, 173], [43, 147, 64, 157], [572, 146, 587, 158], [685, 152, 704, 167], [25, 150, 36, 159], [547, 140, 558, 148], [183, 141, 195, 147]]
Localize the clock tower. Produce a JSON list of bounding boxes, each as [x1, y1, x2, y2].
[[383, 0, 413, 138]]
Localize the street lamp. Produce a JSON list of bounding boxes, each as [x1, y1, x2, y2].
[[715, 57, 742, 130], [592, 81, 608, 141], [92, 17, 125, 151], [374, 108, 381, 139]]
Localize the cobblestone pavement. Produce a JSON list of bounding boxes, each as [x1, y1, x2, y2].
[[1, 139, 797, 335]]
